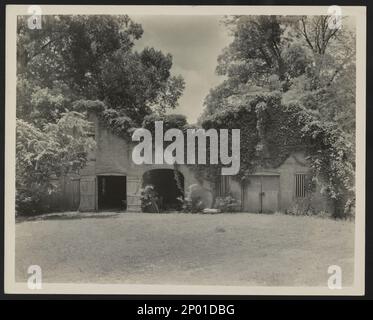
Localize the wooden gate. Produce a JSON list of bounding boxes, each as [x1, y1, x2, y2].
[[79, 176, 96, 211], [126, 176, 141, 212], [61, 176, 80, 210]]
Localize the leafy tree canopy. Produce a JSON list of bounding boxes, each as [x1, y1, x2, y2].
[[17, 15, 185, 126], [202, 15, 355, 130]]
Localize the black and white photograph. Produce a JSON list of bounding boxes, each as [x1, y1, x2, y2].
[[4, 5, 366, 295]]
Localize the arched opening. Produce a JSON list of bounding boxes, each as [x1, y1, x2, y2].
[[142, 169, 184, 212]]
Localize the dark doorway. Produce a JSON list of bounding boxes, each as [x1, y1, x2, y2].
[[142, 169, 184, 211], [97, 176, 126, 211]]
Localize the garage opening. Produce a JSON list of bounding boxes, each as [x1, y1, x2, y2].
[[142, 169, 184, 212], [97, 175, 126, 211]]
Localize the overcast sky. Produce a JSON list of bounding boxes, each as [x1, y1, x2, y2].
[[134, 15, 232, 124]]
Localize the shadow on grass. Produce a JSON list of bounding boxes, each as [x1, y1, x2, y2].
[[16, 212, 122, 223]]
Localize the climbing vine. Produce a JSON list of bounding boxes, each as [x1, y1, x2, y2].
[[76, 95, 354, 218], [199, 93, 355, 218], [173, 163, 184, 196], [72, 100, 135, 138]]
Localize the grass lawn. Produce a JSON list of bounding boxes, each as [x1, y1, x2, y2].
[[15, 212, 354, 287]]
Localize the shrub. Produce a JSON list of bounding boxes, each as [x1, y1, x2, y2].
[[284, 198, 315, 216], [140, 185, 160, 213], [16, 187, 59, 216], [214, 195, 241, 212], [178, 195, 205, 213]]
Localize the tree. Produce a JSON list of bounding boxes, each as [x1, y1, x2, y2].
[[203, 15, 354, 118], [17, 15, 143, 84], [17, 15, 185, 126], [292, 16, 356, 91], [16, 111, 95, 215], [215, 16, 309, 92], [283, 16, 356, 137], [97, 47, 184, 123]]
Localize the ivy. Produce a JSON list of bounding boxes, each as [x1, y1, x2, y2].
[[72, 100, 135, 138], [80, 95, 354, 218], [200, 93, 354, 218]]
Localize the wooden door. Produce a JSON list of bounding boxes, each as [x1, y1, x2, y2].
[[243, 176, 261, 212], [126, 176, 141, 212], [63, 176, 80, 211], [261, 176, 279, 213], [243, 175, 279, 213]]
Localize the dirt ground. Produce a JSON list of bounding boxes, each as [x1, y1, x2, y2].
[[15, 212, 355, 287]]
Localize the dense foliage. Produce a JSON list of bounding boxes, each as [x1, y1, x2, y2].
[[17, 15, 184, 126], [200, 93, 354, 217], [200, 16, 355, 218], [16, 112, 95, 214]]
